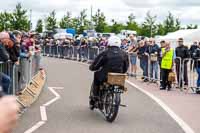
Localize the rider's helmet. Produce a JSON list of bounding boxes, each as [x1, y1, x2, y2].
[[108, 36, 121, 47]]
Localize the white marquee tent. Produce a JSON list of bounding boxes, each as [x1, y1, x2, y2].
[[156, 29, 200, 48]]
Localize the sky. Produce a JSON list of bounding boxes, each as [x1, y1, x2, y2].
[[0, 0, 200, 29]]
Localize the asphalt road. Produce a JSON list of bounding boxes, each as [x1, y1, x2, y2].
[[14, 57, 184, 133]]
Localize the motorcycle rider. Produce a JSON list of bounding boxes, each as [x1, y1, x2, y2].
[[89, 36, 129, 106]]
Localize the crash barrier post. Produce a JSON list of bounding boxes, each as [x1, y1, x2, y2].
[[175, 57, 182, 90], [62, 45, 67, 58], [55, 45, 59, 57], [190, 59, 195, 92], [88, 46, 99, 62], [20, 58, 30, 91], [147, 54, 151, 81], [33, 51, 41, 76], [181, 58, 190, 91], [0, 55, 41, 95], [56, 45, 59, 57], [189, 59, 200, 93], [49, 45, 52, 57], [66, 45, 72, 59], [43, 44, 200, 93], [0, 61, 14, 94], [51, 45, 55, 57], [44, 45, 49, 56], [41, 45, 46, 56]]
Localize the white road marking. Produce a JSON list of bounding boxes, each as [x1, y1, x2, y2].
[[48, 87, 64, 90], [126, 80, 195, 133], [24, 121, 45, 133], [43, 97, 60, 107], [24, 87, 63, 133], [64, 59, 195, 133], [40, 106, 47, 121], [48, 87, 61, 97]]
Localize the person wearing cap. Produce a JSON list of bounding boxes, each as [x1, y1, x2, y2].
[[146, 38, 160, 83], [89, 36, 129, 106], [137, 40, 149, 82], [175, 38, 190, 89], [7, 32, 21, 63]]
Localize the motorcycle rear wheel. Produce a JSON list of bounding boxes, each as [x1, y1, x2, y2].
[[104, 92, 121, 122]]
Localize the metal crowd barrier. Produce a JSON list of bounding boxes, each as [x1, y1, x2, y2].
[[0, 61, 14, 94], [188, 59, 200, 93], [42, 44, 101, 62], [0, 52, 41, 95], [42, 44, 200, 93]]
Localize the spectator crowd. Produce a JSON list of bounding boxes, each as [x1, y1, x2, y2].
[[42, 34, 200, 94], [1, 30, 200, 133], [0, 31, 41, 95]]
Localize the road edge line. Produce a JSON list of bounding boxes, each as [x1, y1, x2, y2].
[[126, 80, 195, 133], [24, 121, 45, 133]]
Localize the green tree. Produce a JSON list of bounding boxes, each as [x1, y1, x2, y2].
[[45, 10, 57, 31], [92, 9, 107, 32], [71, 17, 79, 30], [186, 24, 198, 29], [0, 12, 14, 31], [110, 19, 125, 34], [141, 11, 157, 37], [59, 11, 72, 29], [12, 3, 30, 31], [126, 13, 140, 34], [163, 12, 181, 35], [35, 19, 43, 33], [156, 23, 165, 35], [76, 9, 89, 34]]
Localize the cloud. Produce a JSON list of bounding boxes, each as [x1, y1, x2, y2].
[[123, 0, 200, 8], [0, 0, 199, 29]]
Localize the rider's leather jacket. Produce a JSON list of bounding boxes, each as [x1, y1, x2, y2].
[[89, 46, 129, 83]]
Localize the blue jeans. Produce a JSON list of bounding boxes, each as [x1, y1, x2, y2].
[[150, 61, 158, 80], [78, 47, 88, 60], [0, 73, 11, 94], [60, 46, 64, 58], [73, 46, 79, 59], [196, 67, 200, 87], [140, 57, 148, 77], [130, 55, 137, 65]]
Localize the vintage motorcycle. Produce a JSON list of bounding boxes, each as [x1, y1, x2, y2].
[[89, 73, 127, 122]]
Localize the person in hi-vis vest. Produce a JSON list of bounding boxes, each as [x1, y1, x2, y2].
[[160, 41, 176, 91]]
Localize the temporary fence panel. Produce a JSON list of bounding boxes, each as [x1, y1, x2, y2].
[[0, 52, 41, 95], [41, 44, 200, 93]]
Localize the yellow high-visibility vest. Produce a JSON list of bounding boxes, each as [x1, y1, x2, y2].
[[161, 48, 173, 69]]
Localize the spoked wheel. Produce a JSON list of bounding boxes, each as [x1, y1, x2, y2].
[[104, 92, 121, 122]]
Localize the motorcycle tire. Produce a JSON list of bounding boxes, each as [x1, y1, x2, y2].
[[104, 92, 121, 123]]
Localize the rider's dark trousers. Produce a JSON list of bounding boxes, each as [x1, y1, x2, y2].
[[92, 72, 106, 97]]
